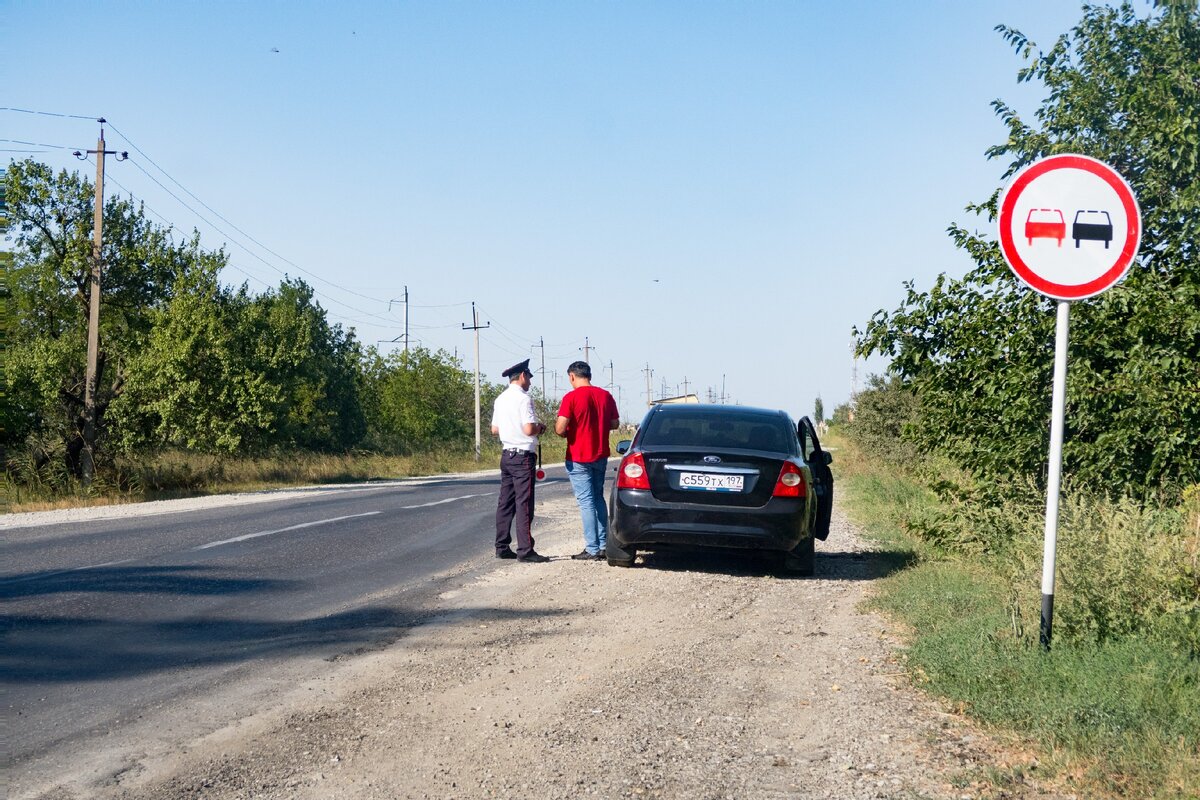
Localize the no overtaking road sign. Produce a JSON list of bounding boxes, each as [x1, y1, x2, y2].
[[998, 154, 1141, 301], [997, 153, 1141, 650]]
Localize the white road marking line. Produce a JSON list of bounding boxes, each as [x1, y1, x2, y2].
[[4, 492, 500, 583], [82, 557, 135, 570], [0, 557, 138, 586], [399, 492, 494, 510], [193, 512, 382, 551]]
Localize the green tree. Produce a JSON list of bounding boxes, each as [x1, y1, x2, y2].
[[117, 274, 366, 454], [857, 2, 1200, 496], [232, 279, 365, 451], [849, 375, 921, 465], [361, 346, 482, 453], [813, 396, 824, 423], [4, 159, 224, 475]]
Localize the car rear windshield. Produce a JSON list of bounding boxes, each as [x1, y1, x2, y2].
[[640, 410, 796, 453]]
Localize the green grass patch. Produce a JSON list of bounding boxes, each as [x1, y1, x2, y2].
[[827, 428, 1200, 800]]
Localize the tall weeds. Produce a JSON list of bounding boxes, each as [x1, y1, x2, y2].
[[829, 427, 1200, 799]]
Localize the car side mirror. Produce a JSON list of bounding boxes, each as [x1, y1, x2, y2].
[[822, 451, 833, 466], [616, 439, 632, 455]]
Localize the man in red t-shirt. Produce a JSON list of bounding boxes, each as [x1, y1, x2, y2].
[[555, 361, 620, 560]]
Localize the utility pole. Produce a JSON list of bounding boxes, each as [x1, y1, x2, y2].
[[462, 302, 489, 461], [643, 363, 653, 407], [850, 336, 859, 401], [607, 360, 614, 388], [74, 119, 126, 486], [850, 337, 859, 423], [721, 374, 727, 404], [581, 337, 591, 363], [682, 376, 690, 398], [536, 336, 546, 399], [387, 286, 410, 353]]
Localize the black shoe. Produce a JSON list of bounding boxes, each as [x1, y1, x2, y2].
[[517, 551, 550, 563], [598, 549, 607, 559], [496, 549, 517, 559], [571, 550, 601, 560]]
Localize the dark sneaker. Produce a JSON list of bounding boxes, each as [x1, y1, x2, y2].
[[570, 550, 601, 560], [517, 551, 550, 563], [496, 549, 517, 559]]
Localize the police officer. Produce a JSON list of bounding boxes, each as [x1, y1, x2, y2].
[[490, 359, 550, 562]]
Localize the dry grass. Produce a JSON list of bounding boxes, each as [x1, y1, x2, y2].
[[2, 428, 636, 513]]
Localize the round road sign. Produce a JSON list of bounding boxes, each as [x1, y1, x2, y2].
[[998, 154, 1141, 301]]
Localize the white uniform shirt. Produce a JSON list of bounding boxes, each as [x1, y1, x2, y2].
[[491, 383, 539, 451]]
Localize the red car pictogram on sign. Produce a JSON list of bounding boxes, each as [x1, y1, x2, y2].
[[1025, 208, 1066, 246]]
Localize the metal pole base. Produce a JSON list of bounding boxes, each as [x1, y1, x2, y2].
[[1039, 593, 1055, 651]]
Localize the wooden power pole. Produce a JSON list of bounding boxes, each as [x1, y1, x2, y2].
[[76, 119, 126, 485], [462, 302, 489, 461]]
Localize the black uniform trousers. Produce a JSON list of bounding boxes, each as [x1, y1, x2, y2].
[[495, 449, 537, 556]]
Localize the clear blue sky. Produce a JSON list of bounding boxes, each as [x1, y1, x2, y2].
[[4, 1, 1089, 423]]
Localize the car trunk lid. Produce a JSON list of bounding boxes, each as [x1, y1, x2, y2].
[[642, 448, 783, 507]]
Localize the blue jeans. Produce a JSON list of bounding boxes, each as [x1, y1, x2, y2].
[[565, 458, 609, 554]]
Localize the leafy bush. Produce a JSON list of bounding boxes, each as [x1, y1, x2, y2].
[[834, 430, 1200, 799], [856, 2, 1200, 500], [845, 374, 921, 465]]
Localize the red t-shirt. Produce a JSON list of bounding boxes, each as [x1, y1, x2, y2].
[[557, 385, 619, 462]]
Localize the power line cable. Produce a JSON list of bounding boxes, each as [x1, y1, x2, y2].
[[92, 162, 281, 294], [11, 114, 447, 336], [105, 122, 391, 306], [2, 138, 71, 149], [1, 107, 101, 120], [476, 311, 536, 351], [119, 157, 399, 325], [82, 154, 402, 330]]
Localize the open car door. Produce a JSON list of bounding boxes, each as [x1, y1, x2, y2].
[[798, 416, 834, 540]]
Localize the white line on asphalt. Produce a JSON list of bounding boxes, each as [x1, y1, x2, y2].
[[0, 557, 138, 586], [399, 492, 494, 510], [4, 493, 501, 583], [193, 512, 382, 551]]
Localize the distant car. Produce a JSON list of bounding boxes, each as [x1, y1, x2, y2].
[[1073, 210, 1113, 248], [606, 404, 833, 575], [1024, 208, 1066, 246]]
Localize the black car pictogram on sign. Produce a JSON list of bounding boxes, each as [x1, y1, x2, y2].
[[1072, 210, 1113, 249]]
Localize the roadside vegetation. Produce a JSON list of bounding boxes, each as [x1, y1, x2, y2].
[[1, 415, 592, 513], [0, 152, 586, 511], [837, 3, 1199, 798], [830, 424, 1198, 799]]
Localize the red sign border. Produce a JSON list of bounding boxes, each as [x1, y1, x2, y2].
[[998, 154, 1141, 301]]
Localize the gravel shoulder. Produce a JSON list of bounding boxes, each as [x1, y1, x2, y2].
[[19, 494, 1069, 800]]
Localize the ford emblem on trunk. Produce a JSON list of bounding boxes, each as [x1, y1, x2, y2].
[[703, 455, 722, 464]]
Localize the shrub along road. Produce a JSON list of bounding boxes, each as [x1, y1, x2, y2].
[[7, 489, 1071, 800]]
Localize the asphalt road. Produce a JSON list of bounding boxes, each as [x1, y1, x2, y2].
[[2, 467, 575, 769]]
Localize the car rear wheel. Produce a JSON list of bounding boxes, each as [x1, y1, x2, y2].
[[606, 537, 636, 567], [780, 536, 814, 576]]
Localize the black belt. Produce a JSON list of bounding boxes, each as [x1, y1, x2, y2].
[[503, 448, 535, 456]]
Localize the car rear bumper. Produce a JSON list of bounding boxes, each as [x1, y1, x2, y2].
[[610, 488, 810, 552]]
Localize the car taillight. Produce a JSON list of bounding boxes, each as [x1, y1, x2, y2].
[[772, 462, 807, 498], [617, 452, 650, 490]]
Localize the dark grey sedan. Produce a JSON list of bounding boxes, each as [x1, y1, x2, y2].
[[606, 404, 833, 574]]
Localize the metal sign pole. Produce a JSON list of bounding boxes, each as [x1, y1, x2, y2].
[[1039, 300, 1071, 650]]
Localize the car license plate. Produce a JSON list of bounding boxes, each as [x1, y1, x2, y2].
[[678, 472, 744, 492]]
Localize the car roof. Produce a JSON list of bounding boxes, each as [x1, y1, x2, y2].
[[648, 403, 791, 420]]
